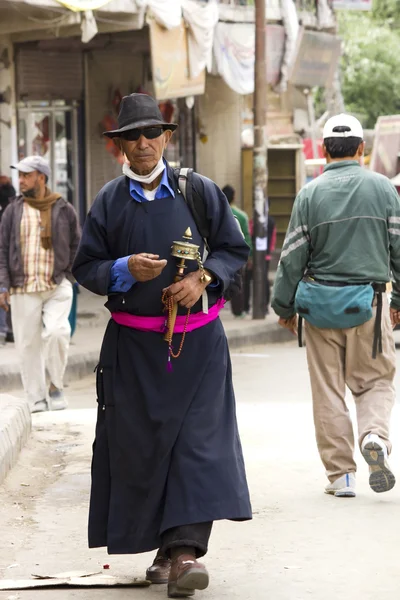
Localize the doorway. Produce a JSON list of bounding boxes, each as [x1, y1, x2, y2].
[[17, 101, 82, 218]]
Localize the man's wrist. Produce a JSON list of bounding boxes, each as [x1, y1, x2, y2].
[[199, 269, 215, 286]]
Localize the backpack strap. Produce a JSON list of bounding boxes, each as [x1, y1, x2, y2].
[[176, 168, 211, 244], [176, 167, 210, 314], [177, 167, 189, 203]]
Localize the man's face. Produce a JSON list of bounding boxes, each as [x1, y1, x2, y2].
[[19, 170, 44, 198], [115, 127, 173, 176]]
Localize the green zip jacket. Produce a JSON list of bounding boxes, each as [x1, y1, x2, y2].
[[272, 161, 400, 319]]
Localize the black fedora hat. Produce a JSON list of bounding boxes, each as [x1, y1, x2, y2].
[[103, 93, 178, 138]]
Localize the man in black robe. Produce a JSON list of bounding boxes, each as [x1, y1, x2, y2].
[[72, 93, 252, 598]]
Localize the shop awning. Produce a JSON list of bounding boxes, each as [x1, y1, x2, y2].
[[0, 0, 144, 39]]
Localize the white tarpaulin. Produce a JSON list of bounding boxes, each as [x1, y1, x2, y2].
[[137, 0, 181, 29], [279, 0, 299, 92], [99, 0, 140, 12], [15, 0, 140, 11], [332, 0, 372, 8], [81, 9, 98, 42], [218, 0, 282, 22], [317, 0, 335, 27], [213, 22, 255, 95], [213, 22, 286, 95], [182, 0, 219, 79]]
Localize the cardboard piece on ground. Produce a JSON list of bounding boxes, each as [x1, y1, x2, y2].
[[32, 570, 102, 579], [0, 572, 151, 590]]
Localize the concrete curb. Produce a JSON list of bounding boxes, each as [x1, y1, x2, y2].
[[0, 394, 31, 484], [64, 350, 99, 384], [0, 323, 292, 485], [0, 322, 294, 392], [226, 321, 294, 349], [0, 351, 101, 392]]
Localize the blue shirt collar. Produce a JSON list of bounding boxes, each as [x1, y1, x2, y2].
[[128, 160, 175, 203]]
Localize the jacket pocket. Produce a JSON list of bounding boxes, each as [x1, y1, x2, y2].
[[96, 366, 115, 409]]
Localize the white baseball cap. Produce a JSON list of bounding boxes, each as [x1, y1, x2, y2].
[[323, 114, 363, 140], [11, 155, 51, 179]]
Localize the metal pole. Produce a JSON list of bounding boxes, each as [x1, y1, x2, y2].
[[252, 0, 268, 319]]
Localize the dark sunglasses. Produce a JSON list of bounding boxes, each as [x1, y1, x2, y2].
[[120, 126, 164, 142]]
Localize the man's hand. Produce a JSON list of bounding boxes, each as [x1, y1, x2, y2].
[[278, 315, 298, 336], [390, 307, 400, 329], [128, 254, 167, 282], [0, 291, 10, 312], [163, 271, 207, 309]]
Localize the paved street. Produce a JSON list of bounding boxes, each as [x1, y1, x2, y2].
[[1, 340, 400, 599]]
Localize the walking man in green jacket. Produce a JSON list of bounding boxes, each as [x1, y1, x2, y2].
[[223, 185, 252, 317], [272, 114, 400, 498]]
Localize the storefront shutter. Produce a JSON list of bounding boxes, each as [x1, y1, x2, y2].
[[16, 46, 83, 101]]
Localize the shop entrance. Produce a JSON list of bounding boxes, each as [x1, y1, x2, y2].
[[17, 101, 83, 218]]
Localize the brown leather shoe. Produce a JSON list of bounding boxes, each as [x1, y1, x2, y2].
[[168, 554, 209, 598], [145, 552, 171, 584]]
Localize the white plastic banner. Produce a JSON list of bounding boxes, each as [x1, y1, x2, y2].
[[279, 0, 299, 92], [213, 22, 286, 95], [137, 0, 181, 29], [213, 23, 255, 95], [332, 0, 372, 8], [182, 0, 219, 79], [54, 0, 112, 10], [317, 0, 335, 27], [81, 9, 98, 41]]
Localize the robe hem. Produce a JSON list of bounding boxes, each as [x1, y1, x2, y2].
[[89, 513, 253, 555]]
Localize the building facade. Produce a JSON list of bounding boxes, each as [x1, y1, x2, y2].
[[0, 0, 341, 250]]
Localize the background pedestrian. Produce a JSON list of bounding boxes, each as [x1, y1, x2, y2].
[[0, 156, 81, 412]]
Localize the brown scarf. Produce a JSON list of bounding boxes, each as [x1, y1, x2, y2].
[[23, 187, 61, 250]]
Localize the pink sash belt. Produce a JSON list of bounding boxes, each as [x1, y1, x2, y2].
[[111, 299, 225, 333]]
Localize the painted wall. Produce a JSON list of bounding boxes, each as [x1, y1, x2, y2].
[[196, 75, 243, 206]]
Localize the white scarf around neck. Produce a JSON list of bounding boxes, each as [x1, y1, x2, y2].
[[122, 158, 165, 184]]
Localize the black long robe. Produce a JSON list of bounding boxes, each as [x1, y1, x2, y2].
[[72, 164, 252, 554]]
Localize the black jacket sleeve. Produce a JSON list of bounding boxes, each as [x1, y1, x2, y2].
[[72, 190, 114, 296], [193, 174, 250, 294], [66, 203, 81, 281]]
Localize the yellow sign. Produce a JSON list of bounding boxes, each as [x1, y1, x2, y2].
[[55, 0, 113, 11], [149, 19, 205, 101]]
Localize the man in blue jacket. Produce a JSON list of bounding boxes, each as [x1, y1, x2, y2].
[[72, 94, 252, 598]]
